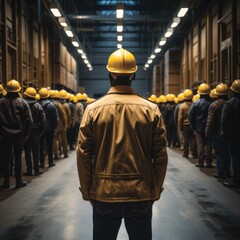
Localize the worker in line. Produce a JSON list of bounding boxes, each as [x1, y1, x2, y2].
[[77, 48, 168, 240], [0, 80, 33, 188]]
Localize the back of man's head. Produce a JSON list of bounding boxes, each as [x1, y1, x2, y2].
[[106, 48, 138, 85]]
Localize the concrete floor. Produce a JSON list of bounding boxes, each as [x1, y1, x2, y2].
[[0, 148, 240, 240]]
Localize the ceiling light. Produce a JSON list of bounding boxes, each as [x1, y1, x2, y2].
[[117, 35, 123, 41], [148, 59, 153, 64], [84, 59, 89, 64], [116, 4, 124, 19], [159, 37, 166, 46], [145, 64, 149, 68], [154, 48, 161, 53], [58, 17, 68, 27], [117, 25, 123, 32], [117, 43, 122, 48], [77, 49, 83, 54], [171, 17, 180, 28], [50, 3, 61, 17], [65, 28, 74, 37], [177, 8, 188, 17], [72, 41, 79, 47], [81, 54, 87, 59], [164, 28, 173, 38], [150, 54, 156, 59]]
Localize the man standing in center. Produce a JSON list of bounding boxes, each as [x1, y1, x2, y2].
[[77, 48, 168, 240]]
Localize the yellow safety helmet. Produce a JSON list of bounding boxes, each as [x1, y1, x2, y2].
[[197, 83, 211, 95], [177, 93, 185, 102], [106, 48, 138, 74], [59, 89, 68, 99], [72, 96, 78, 103], [166, 94, 176, 102], [82, 93, 88, 101], [174, 97, 179, 104], [183, 89, 193, 100], [49, 90, 58, 99], [214, 83, 228, 96], [210, 89, 218, 99], [0, 84, 4, 94], [192, 94, 200, 102], [148, 94, 157, 102], [6, 79, 21, 92], [230, 79, 240, 93], [35, 93, 40, 101], [158, 95, 167, 103], [24, 87, 37, 98], [86, 97, 96, 104], [76, 93, 83, 101], [38, 88, 50, 99]]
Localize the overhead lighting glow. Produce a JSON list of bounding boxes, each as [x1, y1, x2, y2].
[[177, 8, 188, 17], [84, 59, 89, 64], [148, 59, 153, 64], [77, 49, 83, 54], [72, 41, 79, 47], [58, 17, 68, 27], [116, 4, 124, 18], [65, 29, 74, 37], [164, 28, 173, 38], [154, 48, 161, 53], [159, 37, 166, 46], [117, 35, 123, 41], [81, 54, 87, 59], [171, 17, 180, 28], [50, 7, 61, 17], [150, 54, 156, 59], [145, 64, 149, 68], [117, 25, 123, 32], [117, 43, 122, 48]]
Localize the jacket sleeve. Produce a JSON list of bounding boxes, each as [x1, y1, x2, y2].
[[38, 104, 46, 135], [23, 100, 33, 138], [205, 103, 216, 138], [188, 103, 196, 131], [178, 105, 183, 131], [151, 107, 168, 198], [221, 102, 232, 138], [76, 107, 94, 201]]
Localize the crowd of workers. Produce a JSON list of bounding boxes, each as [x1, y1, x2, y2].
[[0, 80, 94, 189], [0, 78, 239, 189], [148, 80, 240, 188]]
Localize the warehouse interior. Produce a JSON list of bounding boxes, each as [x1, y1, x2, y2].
[[0, 0, 240, 97]]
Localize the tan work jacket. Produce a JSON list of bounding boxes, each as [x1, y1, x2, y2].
[[77, 85, 168, 202]]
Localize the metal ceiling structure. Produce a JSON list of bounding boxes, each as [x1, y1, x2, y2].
[[55, 0, 209, 67]]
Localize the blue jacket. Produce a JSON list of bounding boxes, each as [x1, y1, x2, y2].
[[40, 99, 58, 132], [189, 97, 212, 135]]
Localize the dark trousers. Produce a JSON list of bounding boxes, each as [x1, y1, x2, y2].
[[40, 130, 54, 166], [24, 132, 40, 174], [195, 132, 212, 166], [182, 125, 197, 157], [212, 136, 230, 177], [92, 200, 153, 240], [2, 132, 24, 183], [67, 126, 75, 149]]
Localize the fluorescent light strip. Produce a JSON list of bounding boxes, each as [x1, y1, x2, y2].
[[177, 8, 188, 17], [50, 8, 61, 17], [65, 30, 74, 37], [72, 41, 79, 47]]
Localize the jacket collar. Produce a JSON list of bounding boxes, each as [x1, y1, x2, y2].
[[107, 85, 135, 94]]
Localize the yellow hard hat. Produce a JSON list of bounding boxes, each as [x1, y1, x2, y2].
[[76, 93, 83, 101], [183, 89, 193, 100], [210, 89, 218, 99], [24, 87, 37, 98], [106, 48, 138, 74], [166, 94, 176, 102], [214, 83, 228, 96], [82, 93, 88, 100], [6, 79, 21, 92], [38, 88, 50, 99], [49, 90, 58, 98], [230, 79, 240, 93], [35, 93, 40, 101], [59, 89, 68, 99], [148, 94, 157, 102], [0, 84, 4, 94], [192, 94, 200, 102], [197, 83, 211, 95], [177, 93, 185, 102], [174, 97, 178, 104], [86, 97, 96, 104], [158, 95, 167, 103]]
